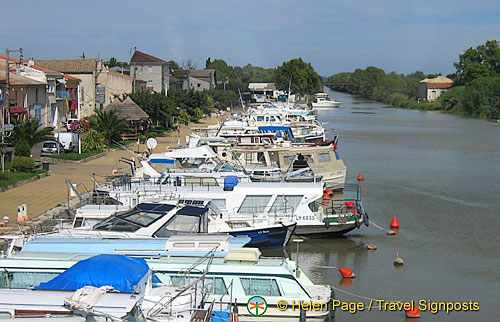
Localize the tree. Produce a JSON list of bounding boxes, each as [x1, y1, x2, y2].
[[454, 40, 500, 85], [7, 118, 53, 148], [168, 60, 180, 70], [105, 57, 128, 68], [274, 58, 322, 95], [206, 58, 233, 82], [182, 59, 197, 70], [86, 109, 129, 145]]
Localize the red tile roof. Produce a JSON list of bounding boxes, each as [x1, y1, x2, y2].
[[35, 58, 100, 73], [130, 50, 167, 64]]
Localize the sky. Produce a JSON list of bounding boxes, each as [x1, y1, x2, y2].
[[2, 0, 499, 76]]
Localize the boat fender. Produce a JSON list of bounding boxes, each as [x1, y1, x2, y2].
[[325, 218, 330, 229], [328, 287, 336, 321], [300, 308, 307, 322], [355, 218, 361, 229], [363, 212, 369, 227]]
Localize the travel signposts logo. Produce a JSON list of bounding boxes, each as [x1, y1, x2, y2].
[[247, 296, 268, 316]]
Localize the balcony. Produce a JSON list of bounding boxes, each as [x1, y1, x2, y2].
[[56, 90, 69, 99]]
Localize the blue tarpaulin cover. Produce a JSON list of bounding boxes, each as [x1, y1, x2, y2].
[[35, 255, 157, 293], [224, 176, 238, 188]]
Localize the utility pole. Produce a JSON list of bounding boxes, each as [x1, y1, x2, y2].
[[1, 48, 23, 173]]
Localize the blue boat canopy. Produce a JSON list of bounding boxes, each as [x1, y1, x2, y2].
[[224, 176, 238, 189], [35, 255, 158, 293], [258, 126, 294, 138]]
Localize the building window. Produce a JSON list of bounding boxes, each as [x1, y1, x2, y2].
[[197, 83, 201, 88]]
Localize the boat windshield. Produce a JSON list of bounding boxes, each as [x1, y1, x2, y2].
[[94, 203, 176, 232], [94, 211, 164, 232]]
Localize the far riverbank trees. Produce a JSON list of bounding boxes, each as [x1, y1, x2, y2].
[[324, 40, 500, 120]]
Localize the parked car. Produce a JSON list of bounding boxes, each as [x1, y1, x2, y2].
[[54, 132, 79, 152], [65, 118, 79, 131], [41, 140, 65, 156]]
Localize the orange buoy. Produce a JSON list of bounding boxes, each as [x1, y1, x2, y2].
[[366, 244, 377, 250], [322, 192, 331, 199], [339, 268, 355, 278], [405, 306, 420, 318], [357, 173, 364, 181], [390, 217, 400, 228]]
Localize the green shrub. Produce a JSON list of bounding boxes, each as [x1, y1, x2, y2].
[[81, 130, 107, 152], [14, 141, 31, 157], [138, 135, 147, 144], [0, 173, 8, 180], [11, 156, 35, 172]]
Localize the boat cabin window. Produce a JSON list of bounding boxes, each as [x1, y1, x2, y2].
[[245, 153, 253, 163], [317, 153, 330, 162], [308, 200, 320, 212], [73, 217, 84, 228], [270, 195, 303, 214], [171, 276, 228, 295], [211, 199, 226, 209], [257, 116, 265, 122], [262, 138, 271, 144], [279, 279, 306, 297], [154, 212, 207, 237], [240, 278, 281, 296], [238, 195, 272, 213]]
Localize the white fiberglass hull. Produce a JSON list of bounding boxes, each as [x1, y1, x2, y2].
[[311, 101, 341, 109]]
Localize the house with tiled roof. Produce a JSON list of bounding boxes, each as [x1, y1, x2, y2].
[[0, 56, 53, 126], [130, 49, 169, 94], [35, 58, 144, 118], [171, 69, 217, 91], [418, 76, 454, 102], [34, 58, 106, 117]]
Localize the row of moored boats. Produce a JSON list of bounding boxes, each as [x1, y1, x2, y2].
[[0, 99, 366, 321]]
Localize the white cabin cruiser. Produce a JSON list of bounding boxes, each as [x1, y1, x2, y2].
[[311, 93, 342, 109], [0, 248, 335, 321]]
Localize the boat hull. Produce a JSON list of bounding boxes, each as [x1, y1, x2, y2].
[[311, 102, 341, 109], [293, 222, 360, 238], [228, 223, 296, 248]]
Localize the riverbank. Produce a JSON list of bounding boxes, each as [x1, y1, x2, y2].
[[0, 114, 223, 222]]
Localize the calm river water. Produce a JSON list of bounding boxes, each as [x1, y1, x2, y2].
[[283, 89, 500, 321]]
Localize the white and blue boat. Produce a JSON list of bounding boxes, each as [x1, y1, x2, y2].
[[0, 254, 210, 321], [0, 248, 335, 321]]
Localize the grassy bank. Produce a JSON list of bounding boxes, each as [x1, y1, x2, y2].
[[0, 163, 47, 188], [45, 150, 102, 161]]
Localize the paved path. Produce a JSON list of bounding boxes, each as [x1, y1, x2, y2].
[[0, 117, 221, 221]]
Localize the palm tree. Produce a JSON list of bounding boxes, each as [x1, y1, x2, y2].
[[86, 109, 129, 145], [8, 118, 53, 148]]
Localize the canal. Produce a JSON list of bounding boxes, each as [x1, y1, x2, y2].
[[287, 89, 500, 321]]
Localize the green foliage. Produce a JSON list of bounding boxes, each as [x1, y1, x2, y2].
[[208, 89, 239, 108], [275, 58, 322, 95], [81, 130, 107, 152], [7, 118, 53, 148], [168, 60, 180, 70], [11, 156, 35, 172], [105, 57, 128, 68], [14, 141, 31, 157], [0, 173, 8, 180], [86, 109, 129, 144], [46, 151, 101, 161], [454, 40, 500, 85]]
